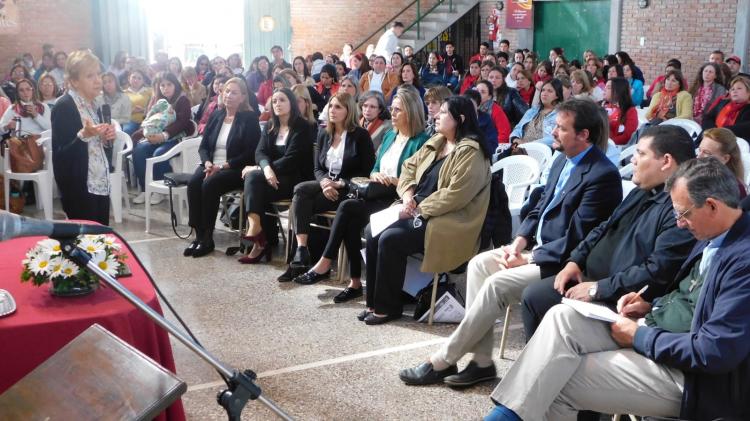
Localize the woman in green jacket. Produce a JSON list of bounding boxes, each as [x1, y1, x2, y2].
[[293, 86, 429, 304]]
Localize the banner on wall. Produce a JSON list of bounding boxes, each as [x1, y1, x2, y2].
[[506, 0, 533, 29], [0, 0, 19, 34]]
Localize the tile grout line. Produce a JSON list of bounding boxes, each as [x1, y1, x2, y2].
[[128, 236, 181, 244]]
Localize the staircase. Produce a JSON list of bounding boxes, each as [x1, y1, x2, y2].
[[397, 0, 480, 52]]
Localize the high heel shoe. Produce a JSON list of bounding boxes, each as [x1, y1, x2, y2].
[[237, 231, 271, 264]]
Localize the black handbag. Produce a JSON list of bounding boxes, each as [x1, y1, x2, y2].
[[163, 172, 193, 239], [346, 177, 398, 201], [413, 275, 464, 321]]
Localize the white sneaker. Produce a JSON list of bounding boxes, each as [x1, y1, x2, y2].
[[132, 192, 146, 204], [150, 193, 165, 205]]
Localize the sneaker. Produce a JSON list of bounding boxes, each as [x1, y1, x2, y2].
[[442, 361, 497, 388], [132, 192, 146, 204], [150, 193, 165, 205]]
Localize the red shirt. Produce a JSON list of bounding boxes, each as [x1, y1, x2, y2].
[[606, 103, 638, 145], [459, 74, 480, 94], [489, 102, 511, 143]]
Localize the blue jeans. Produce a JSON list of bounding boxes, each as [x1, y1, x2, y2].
[[122, 121, 140, 135], [132, 139, 179, 191]]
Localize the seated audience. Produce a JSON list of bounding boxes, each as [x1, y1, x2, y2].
[[419, 52, 446, 87], [698, 127, 747, 196], [335, 61, 348, 81], [399, 99, 621, 385], [318, 74, 359, 123], [458, 60, 481, 94], [389, 62, 424, 104], [185, 77, 261, 257], [646, 70, 693, 123], [509, 79, 563, 147], [689, 62, 726, 125], [570, 69, 595, 101], [423, 86, 452, 137], [123, 69, 153, 135], [475, 80, 510, 144], [195, 55, 211, 83], [646, 59, 683, 103], [246, 55, 272, 94], [484, 158, 750, 421], [346, 53, 369, 84], [291, 83, 317, 124], [227, 53, 244, 75], [2, 63, 32, 103], [131, 72, 193, 205], [359, 55, 399, 99], [1, 78, 51, 135], [441, 41, 464, 89], [463, 90, 499, 157], [101, 72, 132, 127], [603, 77, 638, 145], [315, 64, 340, 106], [623, 62, 644, 107], [51, 50, 116, 225], [182, 66, 208, 107], [533, 60, 553, 90], [488, 66, 528, 126], [168, 57, 183, 81], [514, 69, 535, 106], [615, 51, 645, 82], [362, 96, 491, 324], [726, 55, 743, 78], [358, 90, 392, 152], [505, 62, 523, 89], [293, 87, 428, 297], [293, 56, 315, 86], [49, 51, 67, 89], [236, 87, 315, 263], [702, 75, 750, 139], [197, 75, 229, 134], [389, 52, 403, 77], [480, 60, 494, 82], [523, 53, 537, 74], [37, 72, 60, 109], [33, 52, 55, 82], [278, 92, 375, 281]]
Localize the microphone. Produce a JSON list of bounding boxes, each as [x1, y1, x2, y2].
[[0, 211, 113, 242], [101, 103, 112, 125]]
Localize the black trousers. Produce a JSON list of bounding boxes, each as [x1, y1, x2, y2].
[[291, 180, 345, 235], [242, 170, 294, 216], [187, 166, 244, 230], [365, 217, 426, 315], [322, 198, 392, 279], [520, 275, 566, 341], [61, 191, 110, 226]]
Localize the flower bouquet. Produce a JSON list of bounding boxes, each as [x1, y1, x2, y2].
[[20, 235, 128, 297]]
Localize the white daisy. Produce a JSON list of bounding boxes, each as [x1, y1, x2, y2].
[[48, 257, 65, 277], [59, 259, 80, 278], [102, 235, 121, 250], [28, 253, 53, 275], [91, 252, 119, 277], [38, 239, 62, 254], [78, 236, 105, 255]]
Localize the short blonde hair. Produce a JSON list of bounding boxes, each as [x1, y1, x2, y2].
[[393, 85, 425, 138], [65, 49, 101, 84], [326, 91, 359, 135], [291, 84, 314, 123], [224, 77, 252, 112], [570, 69, 592, 94]]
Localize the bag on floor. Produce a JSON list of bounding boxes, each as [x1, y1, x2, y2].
[[413, 275, 463, 321]]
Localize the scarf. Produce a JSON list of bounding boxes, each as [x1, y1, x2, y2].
[[361, 117, 383, 136], [13, 101, 45, 117], [693, 84, 714, 124], [657, 87, 678, 117], [479, 99, 493, 115], [716, 100, 748, 128]]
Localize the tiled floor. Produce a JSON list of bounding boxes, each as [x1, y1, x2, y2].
[[24, 194, 529, 420]]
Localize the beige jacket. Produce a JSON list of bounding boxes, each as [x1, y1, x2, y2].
[[359, 70, 399, 99], [398, 134, 491, 273]]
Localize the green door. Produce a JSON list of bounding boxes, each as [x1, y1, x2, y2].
[[533, 0, 611, 63]]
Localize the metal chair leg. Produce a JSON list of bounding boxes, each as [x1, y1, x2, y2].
[[428, 273, 440, 326]]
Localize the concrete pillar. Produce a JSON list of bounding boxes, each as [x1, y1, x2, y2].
[[735, 0, 750, 73], [609, 0, 623, 53]]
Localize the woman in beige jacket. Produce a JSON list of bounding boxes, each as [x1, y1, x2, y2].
[[361, 96, 492, 325]]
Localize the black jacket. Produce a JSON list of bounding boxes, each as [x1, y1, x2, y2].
[[518, 146, 622, 270], [567, 187, 696, 302], [441, 52, 465, 76], [255, 117, 316, 183], [702, 98, 750, 140], [199, 109, 260, 169], [313, 126, 375, 182], [51, 94, 88, 199]]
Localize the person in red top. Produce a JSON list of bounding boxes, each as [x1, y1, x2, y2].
[[475, 80, 511, 143], [516, 69, 535, 106], [703, 75, 750, 140], [532, 60, 553, 91], [602, 77, 638, 145], [646, 59, 683, 102], [315, 64, 341, 105], [459, 60, 482, 94], [469, 42, 490, 65]]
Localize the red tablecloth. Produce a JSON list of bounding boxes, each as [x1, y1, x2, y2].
[[0, 236, 186, 421]]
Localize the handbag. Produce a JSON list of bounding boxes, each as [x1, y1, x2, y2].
[[347, 177, 397, 201], [413, 275, 463, 321], [8, 134, 44, 173]]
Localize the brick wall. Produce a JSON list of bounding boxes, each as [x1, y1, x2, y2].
[[620, 0, 737, 84], [0, 0, 94, 77]]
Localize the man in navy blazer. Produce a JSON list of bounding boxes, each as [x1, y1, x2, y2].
[[484, 158, 750, 421], [399, 99, 622, 387]]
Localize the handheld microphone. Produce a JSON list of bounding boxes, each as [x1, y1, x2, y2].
[[0, 211, 113, 242], [101, 103, 112, 125]]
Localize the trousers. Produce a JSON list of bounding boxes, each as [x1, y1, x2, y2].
[[186, 166, 244, 230]]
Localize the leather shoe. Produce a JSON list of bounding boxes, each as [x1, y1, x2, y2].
[[356, 309, 372, 321], [277, 266, 305, 282], [399, 362, 458, 385], [191, 240, 214, 258], [333, 287, 363, 303], [290, 246, 311, 269], [183, 240, 199, 257], [364, 313, 402, 325], [443, 361, 497, 388], [293, 270, 330, 285]]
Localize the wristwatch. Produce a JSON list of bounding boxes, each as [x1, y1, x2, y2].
[[588, 284, 598, 300]]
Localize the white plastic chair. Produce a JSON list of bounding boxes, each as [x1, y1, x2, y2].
[[736, 137, 749, 155], [620, 163, 634, 179], [519, 143, 552, 170], [491, 155, 541, 208], [144, 137, 201, 232], [619, 144, 637, 167], [741, 152, 750, 187], [636, 107, 649, 128], [621, 180, 637, 199], [109, 131, 133, 223], [3, 136, 54, 220], [660, 118, 702, 142]]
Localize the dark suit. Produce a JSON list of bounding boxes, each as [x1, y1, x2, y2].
[[187, 109, 260, 230], [51, 94, 110, 225], [292, 126, 375, 235], [517, 145, 622, 277], [521, 186, 696, 337]]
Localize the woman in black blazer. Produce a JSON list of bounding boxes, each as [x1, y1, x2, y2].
[[278, 91, 376, 281], [184, 77, 260, 258], [51, 50, 116, 225], [238, 88, 316, 264]]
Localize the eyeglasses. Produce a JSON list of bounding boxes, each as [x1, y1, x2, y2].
[[673, 205, 695, 222]]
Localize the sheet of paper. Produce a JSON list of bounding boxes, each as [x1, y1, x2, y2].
[[369, 204, 402, 237], [402, 256, 433, 297], [561, 298, 619, 323], [418, 291, 465, 323]]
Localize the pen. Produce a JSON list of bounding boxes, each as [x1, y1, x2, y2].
[[617, 285, 649, 314]]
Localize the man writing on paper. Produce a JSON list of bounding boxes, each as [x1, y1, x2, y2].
[[483, 157, 750, 421], [520, 125, 697, 338], [399, 99, 622, 387]]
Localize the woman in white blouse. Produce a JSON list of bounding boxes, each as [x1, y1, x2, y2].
[[1, 78, 51, 136], [291, 86, 429, 303]]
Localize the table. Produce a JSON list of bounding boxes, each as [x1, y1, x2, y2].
[[0, 236, 186, 421]]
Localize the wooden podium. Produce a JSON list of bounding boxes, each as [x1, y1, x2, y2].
[[0, 324, 186, 420]]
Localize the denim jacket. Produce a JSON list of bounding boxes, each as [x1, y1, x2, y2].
[[510, 106, 558, 147]]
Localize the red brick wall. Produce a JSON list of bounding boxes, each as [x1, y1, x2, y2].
[[0, 0, 94, 78], [620, 0, 737, 84]]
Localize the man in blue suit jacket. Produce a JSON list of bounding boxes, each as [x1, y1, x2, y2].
[[484, 158, 750, 421], [399, 99, 622, 387]]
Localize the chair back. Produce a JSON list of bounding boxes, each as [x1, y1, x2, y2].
[[519, 142, 552, 170], [660, 118, 702, 142], [736, 137, 749, 155], [491, 155, 541, 207], [619, 144, 637, 167], [111, 131, 133, 175], [173, 137, 202, 173]]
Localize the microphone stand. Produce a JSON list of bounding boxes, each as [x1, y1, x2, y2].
[[56, 236, 294, 421]]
